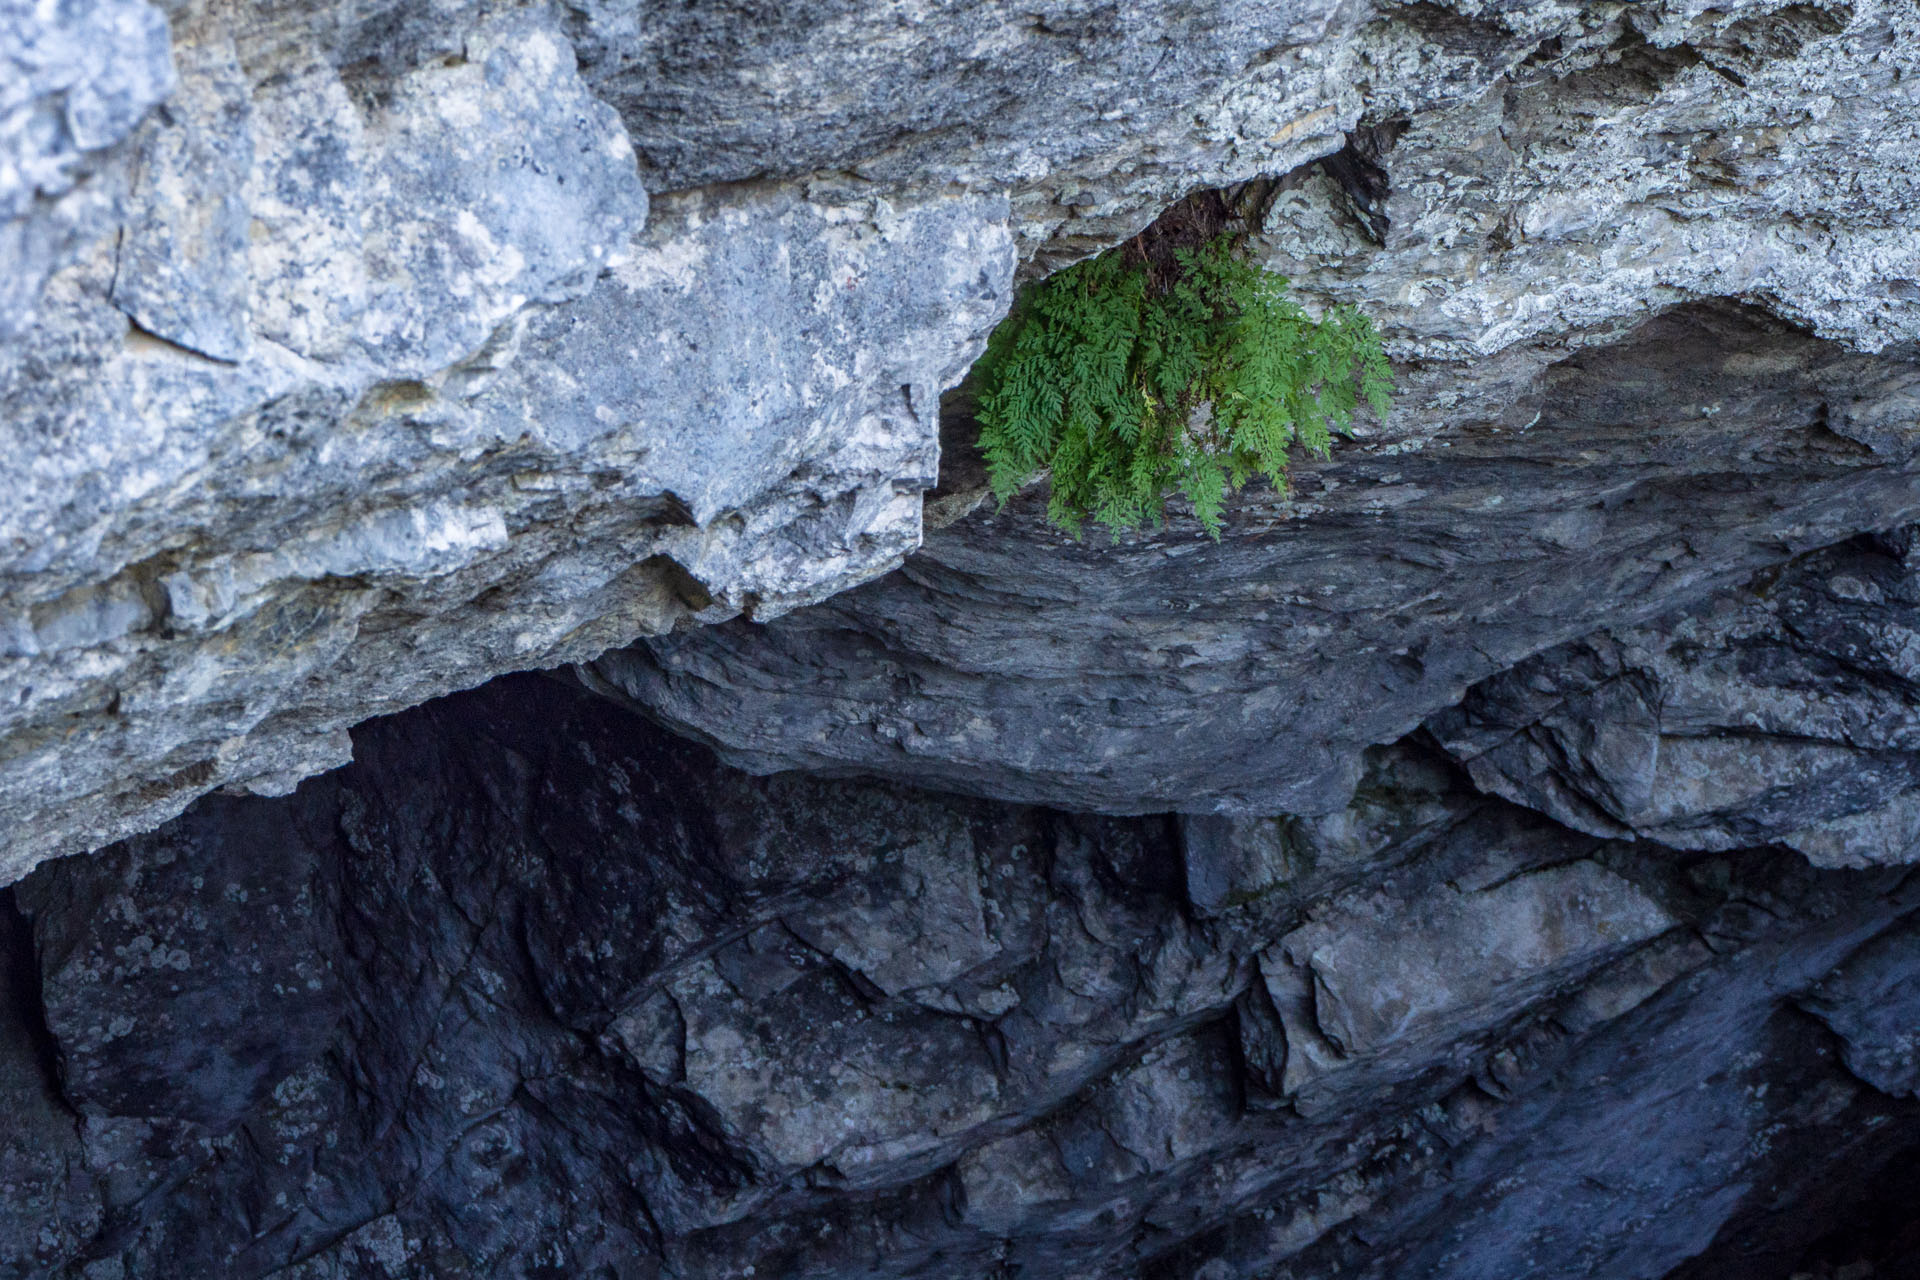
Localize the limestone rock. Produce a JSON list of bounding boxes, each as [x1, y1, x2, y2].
[[1430, 526, 1920, 867], [17, 0, 1920, 878], [0, 903, 101, 1276], [1250, 858, 1673, 1116], [12, 0, 1920, 1274], [592, 303, 1920, 814], [0, 7, 1016, 880], [4, 673, 1919, 1278], [1801, 915, 1920, 1099], [587, 0, 1920, 818], [1, 0, 172, 338]]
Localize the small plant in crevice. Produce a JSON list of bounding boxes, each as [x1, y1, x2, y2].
[[972, 191, 1392, 540]]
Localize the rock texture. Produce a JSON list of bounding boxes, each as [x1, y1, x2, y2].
[[5, 675, 1920, 1279], [1431, 527, 1920, 868], [10, 0, 1920, 879], [590, 1, 1920, 817], [0, 0, 1563, 880], [594, 302, 1920, 815], [0, 0, 1031, 878], [13, 0, 1920, 1275]]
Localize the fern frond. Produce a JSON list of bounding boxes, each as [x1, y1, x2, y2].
[[972, 228, 1391, 539]]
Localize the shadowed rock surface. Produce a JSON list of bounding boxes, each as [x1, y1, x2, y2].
[[4, 674, 1920, 1278], [1431, 526, 1920, 867], [591, 303, 1920, 814]]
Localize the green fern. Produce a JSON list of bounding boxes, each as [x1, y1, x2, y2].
[[973, 233, 1391, 539]]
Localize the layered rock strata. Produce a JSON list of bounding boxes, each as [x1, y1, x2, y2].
[[594, 302, 1920, 814], [11, 0, 1920, 878], [2, 673, 1918, 1278], [1432, 527, 1920, 867], [9, 0, 1920, 1274], [0, 0, 1023, 877], [593, 0, 1920, 817]]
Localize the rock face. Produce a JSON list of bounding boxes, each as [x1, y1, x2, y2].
[[594, 302, 1920, 814], [12, 0, 1920, 1276], [0, 0, 1030, 878], [1431, 527, 1920, 868], [2, 0, 1589, 882], [4, 675, 1920, 1279], [590, 0, 1920, 816], [9, 0, 1920, 878]]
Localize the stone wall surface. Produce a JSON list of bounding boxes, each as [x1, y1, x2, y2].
[[594, 302, 1920, 814], [9, 0, 1920, 878], [2, 675, 1919, 1279], [1430, 527, 1920, 866], [590, 0, 1920, 817], [11, 0, 1920, 1275]]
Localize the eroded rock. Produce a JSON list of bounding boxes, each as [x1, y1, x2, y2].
[[4, 675, 1918, 1278], [16, 0, 1920, 879], [1431, 526, 1920, 866], [593, 303, 1920, 814], [1251, 858, 1673, 1115]]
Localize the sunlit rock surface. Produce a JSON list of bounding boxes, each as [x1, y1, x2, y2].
[[2, 1, 1022, 877]]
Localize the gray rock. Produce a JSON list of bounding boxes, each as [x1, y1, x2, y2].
[[1257, 875, 1920, 1280], [585, 0, 1920, 820], [1801, 913, 1920, 1099], [0, 901, 100, 1277], [1262, 0, 1920, 360], [1430, 527, 1920, 867], [0, 0, 173, 338], [1179, 743, 1465, 916], [1251, 858, 1673, 1116], [13, 791, 342, 1129], [566, 0, 1368, 261], [16, 0, 1920, 875], [107, 25, 251, 363], [591, 303, 1920, 814], [0, 0, 1045, 881], [8, 1, 1920, 1275], [5, 673, 1920, 1279], [0, 11, 1015, 880]]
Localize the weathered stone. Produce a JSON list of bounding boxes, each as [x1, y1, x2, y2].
[[592, 303, 1920, 814], [10, 1, 1920, 1274], [1263, 0, 1920, 360], [107, 25, 252, 363], [1801, 913, 1920, 1099], [0, 0, 1043, 881], [4, 674, 1919, 1278], [1211, 867, 1920, 1280], [1179, 743, 1462, 916], [584, 0, 1920, 819], [1251, 858, 1673, 1115], [0, 902, 100, 1276], [17, 0, 1920, 875], [0, 0, 172, 338], [14, 791, 341, 1128], [0, 48, 1013, 880], [1430, 527, 1920, 866]]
